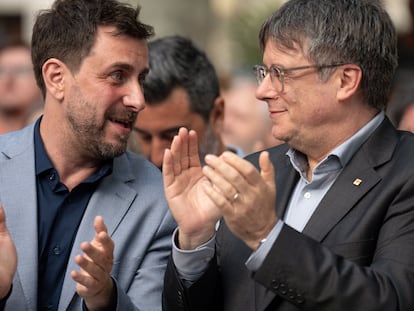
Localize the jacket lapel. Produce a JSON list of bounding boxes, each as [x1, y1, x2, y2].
[[0, 124, 38, 310], [302, 118, 397, 241], [58, 153, 138, 311], [255, 146, 298, 311]]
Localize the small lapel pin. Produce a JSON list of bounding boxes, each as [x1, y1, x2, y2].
[[353, 178, 362, 186]]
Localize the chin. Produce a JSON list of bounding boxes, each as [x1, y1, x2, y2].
[[93, 140, 127, 160]]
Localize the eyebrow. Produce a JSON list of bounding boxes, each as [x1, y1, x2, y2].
[[108, 62, 149, 75]]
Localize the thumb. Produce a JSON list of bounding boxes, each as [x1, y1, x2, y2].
[[259, 151, 275, 189], [0, 204, 9, 235]]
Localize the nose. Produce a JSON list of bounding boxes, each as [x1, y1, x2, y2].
[[123, 81, 145, 112], [255, 75, 279, 102]]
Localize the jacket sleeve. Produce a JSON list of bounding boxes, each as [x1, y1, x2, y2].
[[254, 175, 414, 311], [162, 255, 223, 311]]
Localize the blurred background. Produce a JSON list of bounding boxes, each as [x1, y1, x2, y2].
[[0, 0, 410, 80]]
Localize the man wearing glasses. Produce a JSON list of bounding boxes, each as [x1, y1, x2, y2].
[[0, 39, 42, 134], [161, 0, 414, 310]]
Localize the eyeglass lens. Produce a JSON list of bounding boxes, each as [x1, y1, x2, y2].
[[253, 65, 284, 93]]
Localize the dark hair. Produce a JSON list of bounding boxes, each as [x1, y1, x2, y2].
[[143, 35, 220, 122], [31, 0, 154, 97], [259, 0, 397, 111]]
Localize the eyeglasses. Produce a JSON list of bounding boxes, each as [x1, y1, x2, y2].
[[253, 63, 346, 93]]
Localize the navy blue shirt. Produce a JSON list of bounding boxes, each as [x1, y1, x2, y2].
[[34, 119, 112, 310]]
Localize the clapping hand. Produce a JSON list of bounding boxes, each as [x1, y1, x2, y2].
[[163, 128, 222, 250], [71, 216, 115, 310], [0, 204, 16, 299]]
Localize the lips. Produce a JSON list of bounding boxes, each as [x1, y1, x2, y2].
[[109, 117, 133, 129], [108, 112, 137, 129], [269, 109, 287, 114]]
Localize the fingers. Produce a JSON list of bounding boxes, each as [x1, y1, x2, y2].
[[0, 204, 17, 299], [82, 233, 114, 270], [0, 204, 8, 235], [93, 215, 107, 235], [169, 128, 184, 176], [188, 129, 201, 167], [206, 151, 275, 186], [163, 128, 201, 189], [0, 205, 12, 243], [203, 164, 239, 204], [259, 151, 275, 189], [72, 216, 114, 291], [203, 182, 234, 212], [203, 152, 259, 192], [202, 151, 276, 210], [162, 149, 174, 187]]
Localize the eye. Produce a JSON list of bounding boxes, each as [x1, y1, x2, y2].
[[161, 132, 177, 142], [138, 133, 152, 142], [138, 73, 147, 87], [270, 66, 282, 79], [110, 71, 125, 83]]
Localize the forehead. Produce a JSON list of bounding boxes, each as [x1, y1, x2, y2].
[[139, 88, 192, 121], [136, 87, 205, 131], [85, 25, 149, 71], [263, 39, 307, 66]]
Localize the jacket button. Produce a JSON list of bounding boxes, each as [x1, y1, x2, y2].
[[296, 293, 305, 304], [279, 283, 287, 295], [271, 280, 280, 290]]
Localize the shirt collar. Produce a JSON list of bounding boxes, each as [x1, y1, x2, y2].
[[287, 111, 385, 173], [34, 117, 53, 175], [34, 117, 113, 181]]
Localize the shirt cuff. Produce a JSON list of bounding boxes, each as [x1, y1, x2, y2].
[[245, 220, 284, 271], [172, 228, 216, 282]]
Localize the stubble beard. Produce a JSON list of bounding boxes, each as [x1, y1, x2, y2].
[[66, 90, 133, 162]]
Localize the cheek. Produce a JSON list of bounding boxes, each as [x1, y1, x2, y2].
[[287, 88, 331, 124]]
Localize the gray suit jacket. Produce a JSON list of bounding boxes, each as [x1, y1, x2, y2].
[[0, 122, 176, 310], [163, 117, 414, 311]]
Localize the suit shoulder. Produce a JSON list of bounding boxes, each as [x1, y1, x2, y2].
[[245, 144, 289, 169], [0, 125, 34, 157], [123, 151, 161, 177], [393, 130, 414, 165]]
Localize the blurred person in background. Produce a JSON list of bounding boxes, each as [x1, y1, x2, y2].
[[222, 71, 283, 156], [387, 87, 414, 133], [0, 38, 43, 134], [397, 103, 414, 132], [387, 0, 414, 133], [130, 35, 228, 169]]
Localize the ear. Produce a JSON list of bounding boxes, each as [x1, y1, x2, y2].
[[42, 58, 67, 101], [336, 64, 362, 101], [209, 96, 225, 136]]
